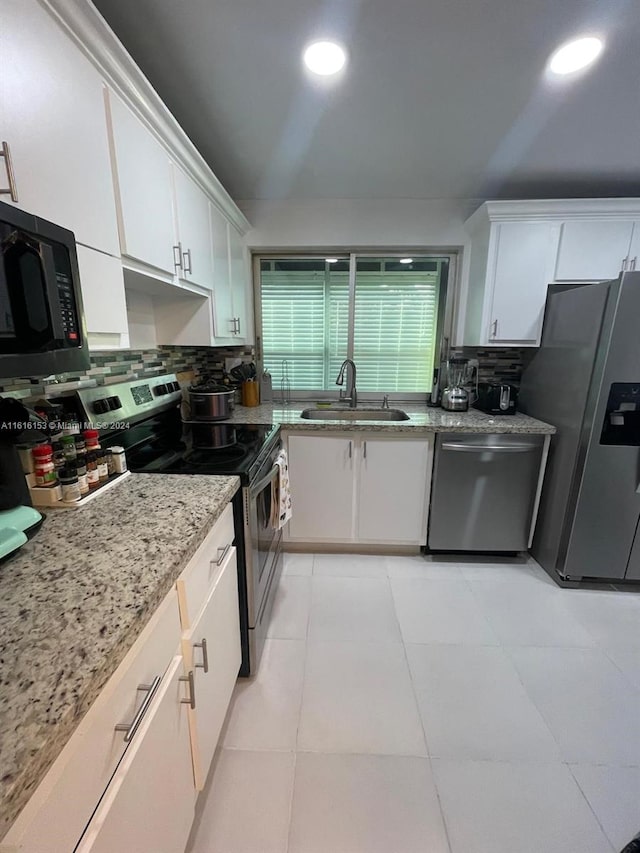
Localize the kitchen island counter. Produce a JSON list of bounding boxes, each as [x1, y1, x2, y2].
[[0, 472, 239, 840], [225, 403, 556, 434]]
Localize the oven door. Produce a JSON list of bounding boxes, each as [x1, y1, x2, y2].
[[245, 450, 282, 628]]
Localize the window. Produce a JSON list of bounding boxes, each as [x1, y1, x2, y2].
[[257, 254, 452, 395]]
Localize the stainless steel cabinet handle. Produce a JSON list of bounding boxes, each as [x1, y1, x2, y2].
[[213, 542, 231, 567], [441, 442, 538, 453], [194, 638, 209, 673], [114, 676, 161, 742], [182, 248, 192, 274], [622, 257, 628, 271], [0, 142, 18, 202], [632, 257, 638, 271], [179, 670, 196, 709], [490, 319, 498, 338], [363, 440, 367, 459], [173, 242, 183, 271], [348, 441, 352, 459], [235, 317, 241, 335]]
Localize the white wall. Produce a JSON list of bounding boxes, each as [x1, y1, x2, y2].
[[238, 197, 481, 344]]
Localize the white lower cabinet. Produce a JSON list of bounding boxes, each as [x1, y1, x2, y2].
[[286, 432, 433, 546], [1, 503, 241, 853], [75, 656, 195, 853], [181, 546, 241, 790], [287, 434, 356, 542]]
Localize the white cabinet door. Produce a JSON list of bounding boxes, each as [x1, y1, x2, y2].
[[75, 656, 195, 853], [228, 223, 251, 342], [77, 245, 129, 350], [287, 434, 355, 541], [357, 438, 431, 545], [0, 0, 119, 255], [210, 203, 235, 340], [182, 547, 241, 790], [173, 166, 215, 289], [626, 221, 640, 271], [105, 91, 176, 275], [488, 221, 559, 344], [554, 220, 634, 280]]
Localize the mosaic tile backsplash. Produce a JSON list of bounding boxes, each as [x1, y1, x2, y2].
[[0, 345, 254, 400], [0, 345, 530, 402]]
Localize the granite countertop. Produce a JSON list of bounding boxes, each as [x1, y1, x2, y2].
[[0, 472, 239, 840], [225, 402, 556, 434]]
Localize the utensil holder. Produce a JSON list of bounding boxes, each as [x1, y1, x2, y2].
[[241, 379, 260, 407]]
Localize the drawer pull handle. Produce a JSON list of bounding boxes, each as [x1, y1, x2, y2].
[[214, 543, 231, 567], [173, 242, 183, 271], [194, 637, 209, 673], [0, 142, 18, 202], [179, 670, 196, 710], [114, 676, 161, 742], [182, 247, 192, 274]]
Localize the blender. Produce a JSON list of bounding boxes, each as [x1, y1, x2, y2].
[[441, 357, 470, 411]]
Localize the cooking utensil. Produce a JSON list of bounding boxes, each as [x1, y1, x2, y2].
[[188, 380, 235, 421]]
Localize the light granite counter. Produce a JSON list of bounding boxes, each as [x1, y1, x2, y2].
[[0, 472, 239, 840], [225, 402, 556, 434]]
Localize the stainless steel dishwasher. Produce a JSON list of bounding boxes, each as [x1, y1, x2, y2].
[[428, 432, 545, 551]]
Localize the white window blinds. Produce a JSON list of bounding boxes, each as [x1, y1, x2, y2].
[[259, 258, 445, 393]]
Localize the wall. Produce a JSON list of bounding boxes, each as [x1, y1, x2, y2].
[[239, 197, 480, 346]]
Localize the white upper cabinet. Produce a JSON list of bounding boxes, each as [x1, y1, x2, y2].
[[210, 203, 234, 339], [105, 91, 176, 276], [172, 165, 215, 290], [77, 246, 129, 350], [554, 220, 635, 280], [488, 221, 560, 344], [463, 200, 640, 347], [228, 223, 252, 343], [0, 0, 120, 256]]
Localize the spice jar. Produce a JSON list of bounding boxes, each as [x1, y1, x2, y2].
[[76, 453, 89, 496], [96, 449, 109, 482], [74, 435, 86, 455], [109, 446, 128, 474], [86, 451, 99, 489], [32, 444, 58, 487], [60, 434, 77, 462], [84, 429, 101, 452], [59, 466, 81, 503], [51, 440, 66, 473]]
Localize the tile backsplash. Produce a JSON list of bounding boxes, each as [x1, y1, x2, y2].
[[0, 345, 254, 400]]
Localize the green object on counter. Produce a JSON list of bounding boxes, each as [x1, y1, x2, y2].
[[0, 505, 43, 559], [0, 527, 28, 559]]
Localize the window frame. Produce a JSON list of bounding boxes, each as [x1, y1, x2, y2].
[[252, 250, 458, 402]]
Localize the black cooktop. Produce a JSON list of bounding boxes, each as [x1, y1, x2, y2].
[[123, 421, 280, 484]]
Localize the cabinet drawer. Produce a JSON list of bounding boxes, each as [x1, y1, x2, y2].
[[176, 502, 235, 629], [2, 593, 181, 853]]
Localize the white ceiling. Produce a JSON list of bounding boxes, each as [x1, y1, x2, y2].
[[93, 0, 640, 202]]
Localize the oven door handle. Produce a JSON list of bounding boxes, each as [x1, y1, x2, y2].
[[252, 463, 279, 495]]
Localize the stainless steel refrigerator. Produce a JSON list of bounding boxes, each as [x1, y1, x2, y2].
[[519, 271, 640, 582]]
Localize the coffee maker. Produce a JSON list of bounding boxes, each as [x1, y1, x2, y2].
[[0, 398, 44, 560]]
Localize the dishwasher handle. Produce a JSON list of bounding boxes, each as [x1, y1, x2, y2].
[[441, 441, 540, 453]]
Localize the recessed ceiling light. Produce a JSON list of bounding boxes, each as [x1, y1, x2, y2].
[[400, 258, 413, 264], [548, 36, 603, 75], [325, 257, 339, 263], [303, 41, 347, 76]]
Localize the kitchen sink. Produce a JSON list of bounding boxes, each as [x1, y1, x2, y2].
[[300, 407, 410, 421]]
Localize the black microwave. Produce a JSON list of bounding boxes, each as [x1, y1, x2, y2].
[[0, 200, 90, 378]]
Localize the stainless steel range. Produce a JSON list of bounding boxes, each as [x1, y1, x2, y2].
[[57, 373, 283, 676]]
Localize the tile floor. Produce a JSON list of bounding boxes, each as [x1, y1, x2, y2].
[[188, 552, 640, 853]]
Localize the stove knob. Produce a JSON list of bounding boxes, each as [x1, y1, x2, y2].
[[154, 384, 168, 396], [108, 396, 122, 410], [92, 399, 110, 415], [171, 381, 181, 392]]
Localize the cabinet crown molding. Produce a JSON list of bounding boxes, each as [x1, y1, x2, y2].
[[41, 0, 250, 236], [466, 198, 640, 231]]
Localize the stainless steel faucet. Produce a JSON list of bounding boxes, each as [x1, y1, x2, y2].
[[335, 359, 357, 408]]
